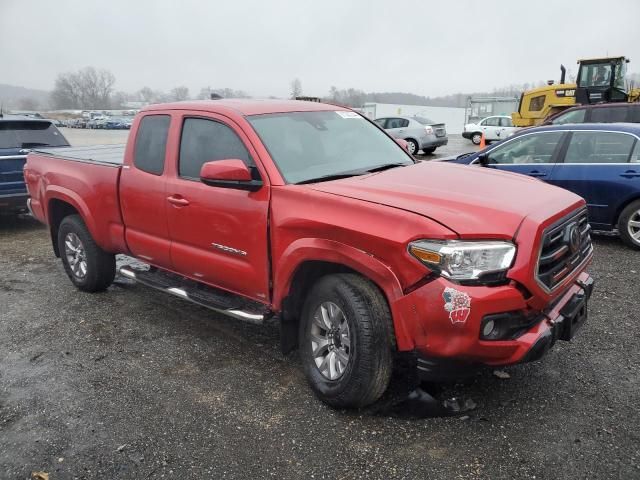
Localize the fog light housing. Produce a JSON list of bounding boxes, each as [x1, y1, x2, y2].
[[480, 311, 542, 340], [482, 319, 496, 338]]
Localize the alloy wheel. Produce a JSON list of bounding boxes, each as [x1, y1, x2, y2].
[[64, 232, 88, 279], [310, 301, 351, 380]]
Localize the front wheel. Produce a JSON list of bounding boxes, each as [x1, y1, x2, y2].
[[58, 214, 116, 292], [618, 200, 640, 250], [299, 274, 395, 409], [471, 132, 482, 145]]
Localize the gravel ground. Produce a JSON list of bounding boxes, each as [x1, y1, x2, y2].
[[1, 133, 638, 479]]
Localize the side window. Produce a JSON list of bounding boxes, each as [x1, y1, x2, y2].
[[134, 115, 170, 175], [399, 119, 409, 128], [552, 109, 586, 125], [529, 95, 546, 112], [179, 118, 252, 179], [374, 118, 387, 128], [483, 117, 499, 127], [564, 132, 635, 164], [499, 117, 513, 127], [591, 107, 628, 123], [631, 141, 640, 163], [387, 118, 405, 129], [487, 132, 564, 164]]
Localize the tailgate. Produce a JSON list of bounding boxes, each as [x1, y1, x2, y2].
[[0, 154, 27, 195]]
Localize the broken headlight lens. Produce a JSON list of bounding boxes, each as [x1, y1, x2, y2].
[[408, 240, 516, 282]]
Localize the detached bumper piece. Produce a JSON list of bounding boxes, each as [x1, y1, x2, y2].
[[522, 276, 594, 363]]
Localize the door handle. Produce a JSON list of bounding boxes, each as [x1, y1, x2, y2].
[[620, 170, 640, 178], [167, 195, 190, 207], [398, 129, 404, 133], [528, 170, 547, 177]]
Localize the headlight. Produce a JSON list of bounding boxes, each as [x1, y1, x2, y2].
[[408, 240, 516, 282]]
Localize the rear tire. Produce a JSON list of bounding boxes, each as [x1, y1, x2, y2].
[[422, 147, 436, 155], [58, 214, 116, 292], [471, 132, 482, 145], [405, 139, 418, 155], [618, 200, 640, 250], [299, 274, 394, 409]]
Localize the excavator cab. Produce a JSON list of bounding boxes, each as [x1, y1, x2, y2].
[[575, 57, 629, 104]]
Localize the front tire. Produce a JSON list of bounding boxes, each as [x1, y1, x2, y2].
[[405, 139, 418, 155], [618, 200, 640, 250], [58, 214, 116, 292], [471, 132, 482, 145], [299, 274, 394, 409]]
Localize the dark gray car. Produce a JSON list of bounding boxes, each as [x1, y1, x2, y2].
[[375, 116, 448, 155]]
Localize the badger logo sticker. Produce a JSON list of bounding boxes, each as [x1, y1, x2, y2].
[[443, 287, 471, 324]]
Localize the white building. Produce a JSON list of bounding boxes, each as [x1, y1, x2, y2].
[[361, 103, 467, 134]]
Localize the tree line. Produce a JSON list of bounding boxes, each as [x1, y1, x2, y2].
[[22, 66, 633, 112]]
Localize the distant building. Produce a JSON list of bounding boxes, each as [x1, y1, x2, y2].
[[464, 96, 519, 125]]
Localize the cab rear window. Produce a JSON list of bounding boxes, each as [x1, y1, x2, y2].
[[0, 121, 69, 149]]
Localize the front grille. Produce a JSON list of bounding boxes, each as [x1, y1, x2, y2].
[[435, 128, 446, 137], [536, 209, 592, 291]]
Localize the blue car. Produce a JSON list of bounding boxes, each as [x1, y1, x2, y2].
[[0, 115, 70, 215], [443, 123, 640, 249]]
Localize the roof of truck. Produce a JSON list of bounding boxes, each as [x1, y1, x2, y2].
[[142, 99, 349, 116]]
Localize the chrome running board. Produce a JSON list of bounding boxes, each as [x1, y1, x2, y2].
[[118, 264, 269, 324]]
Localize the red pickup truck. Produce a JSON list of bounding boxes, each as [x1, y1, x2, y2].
[[25, 100, 594, 408]]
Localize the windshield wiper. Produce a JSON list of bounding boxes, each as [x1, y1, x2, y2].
[[20, 142, 51, 148], [456, 152, 475, 160], [363, 162, 410, 173], [295, 172, 366, 185]]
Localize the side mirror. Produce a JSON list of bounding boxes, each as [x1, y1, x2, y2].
[[477, 153, 491, 167], [395, 138, 409, 151], [200, 159, 263, 192]]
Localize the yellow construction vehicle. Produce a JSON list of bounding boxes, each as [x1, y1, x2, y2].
[[512, 56, 640, 127]]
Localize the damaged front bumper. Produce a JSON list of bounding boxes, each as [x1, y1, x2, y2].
[[391, 271, 594, 381]]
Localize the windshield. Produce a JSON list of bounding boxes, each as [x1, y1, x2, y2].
[[247, 110, 413, 184], [0, 121, 69, 149], [413, 116, 435, 125]]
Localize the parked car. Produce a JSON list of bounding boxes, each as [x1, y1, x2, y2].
[[463, 115, 519, 145], [545, 102, 640, 126], [443, 123, 640, 249], [69, 118, 87, 128], [0, 115, 69, 215], [375, 116, 448, 155], [103, 117, 127, 129], [25, 100, 593, 409]]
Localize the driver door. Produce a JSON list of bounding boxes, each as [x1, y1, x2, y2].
[[164, 114, 271, 302], [481, 131, 566, 179]]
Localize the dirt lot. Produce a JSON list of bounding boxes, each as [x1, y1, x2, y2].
[[1, 133, 638, 479]]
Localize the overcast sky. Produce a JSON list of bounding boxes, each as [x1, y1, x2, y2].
[[2, 0, 639, 98]]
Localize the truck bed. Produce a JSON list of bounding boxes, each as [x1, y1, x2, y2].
[[33, 144, 125, 166], [25, 144, 128, 254]]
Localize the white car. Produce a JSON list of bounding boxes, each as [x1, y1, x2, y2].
[[463, 115, 519, 145]]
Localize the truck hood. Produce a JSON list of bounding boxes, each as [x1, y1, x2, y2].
[[307, 161, 582, 238]]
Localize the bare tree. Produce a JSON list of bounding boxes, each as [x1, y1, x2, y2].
[[50, 66, 115, 109], [170, 86, 190, 101], [290, 78, 302, 99]]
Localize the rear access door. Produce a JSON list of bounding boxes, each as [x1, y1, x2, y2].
[[119, 114, 173, 268]]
